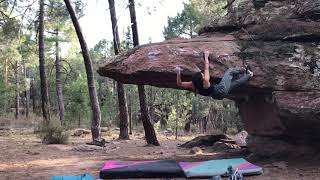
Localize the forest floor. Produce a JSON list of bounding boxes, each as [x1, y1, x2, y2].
[[1, 128, 320, 180]]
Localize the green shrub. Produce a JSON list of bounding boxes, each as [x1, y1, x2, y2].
[[190, 124, 199, 133], [38, 120, 69, 144]]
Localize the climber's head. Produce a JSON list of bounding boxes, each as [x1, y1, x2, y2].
[[192, 71, 204, 89]]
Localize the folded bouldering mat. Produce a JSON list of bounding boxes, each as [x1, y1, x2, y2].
[[179, 158, 263, 178], [99, 158, 263, 179], [99, 160, 184, 179], [51, 174, 99, 180]]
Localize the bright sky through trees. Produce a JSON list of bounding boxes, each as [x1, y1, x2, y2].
[[79, 0, 187, 48]]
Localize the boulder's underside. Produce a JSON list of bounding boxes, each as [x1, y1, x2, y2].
[[98, 0, 320, 155]]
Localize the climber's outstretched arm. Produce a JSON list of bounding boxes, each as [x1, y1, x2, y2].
[[175, 67, 195, 91], [203, 50, 211, 89]]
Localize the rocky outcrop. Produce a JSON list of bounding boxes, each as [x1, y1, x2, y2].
[[98, 0, 320, 155], [179, 134, 230, 148]]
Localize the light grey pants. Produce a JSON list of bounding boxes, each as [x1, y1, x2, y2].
[[219, 68, 251, 94]]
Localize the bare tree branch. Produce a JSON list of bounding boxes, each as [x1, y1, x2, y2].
[[9, 0, 17, 17], [47, 30, 58, 34], [21, 0, 38, 18], [222, 0, 236, 9], [44, 2, 55, 9], [0, 9, 9, 18], [61, 59, 74, 74], [60, 59, 75, 84]]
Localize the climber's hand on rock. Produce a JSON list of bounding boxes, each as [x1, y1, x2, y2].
[[217, 53, 231, 61], [204, 50, 210, 63], [174, 66, 182, 74]]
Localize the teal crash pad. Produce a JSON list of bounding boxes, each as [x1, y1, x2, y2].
[[51, 174, 101, 180], [179, 158, 263, 178]]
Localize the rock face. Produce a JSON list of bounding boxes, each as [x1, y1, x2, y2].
[[98, 0, 320, 155]]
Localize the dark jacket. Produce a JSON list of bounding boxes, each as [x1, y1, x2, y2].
[[194, 82, 225, 100]]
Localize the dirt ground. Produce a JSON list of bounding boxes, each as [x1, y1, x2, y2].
[[1, 128, 320, 180]]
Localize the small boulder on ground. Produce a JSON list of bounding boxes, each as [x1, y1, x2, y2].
[[163, 128, 174, 135], [232, 130, 248, 147], [72, 144, 104, 152], [73, 129, 90, 136], [48, 144, 73, 151], [101, 127, 109, 132], [210, 142, 241, 152], [179, 134, 230, 148], [86, 138, 107, 147], [189, 147, 203, 155]]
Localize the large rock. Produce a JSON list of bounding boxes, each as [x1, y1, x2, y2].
[[179, 134, 230, 148], [97, 0, 320, 155]]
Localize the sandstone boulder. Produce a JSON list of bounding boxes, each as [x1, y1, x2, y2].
[[97, 0, 320, 155]]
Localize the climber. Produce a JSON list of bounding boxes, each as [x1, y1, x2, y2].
[[175, 50, 253, 100]]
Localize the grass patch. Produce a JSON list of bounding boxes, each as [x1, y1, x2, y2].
[[38, 119, 69, 144]]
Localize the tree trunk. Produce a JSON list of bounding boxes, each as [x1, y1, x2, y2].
[[55, 28, 65, 123], [128, 93, 132, 135], [175, 115, 178, 140], [203, 117, 208, 133], [31, 79, 36, 114], [63, 0, 101, 141], [160, 106, 168, 130], [98, 81, 102, 106], [185, 99, 196, 133], [38, 0, 50, 122], [189, 21, 193, 38], [148, 87, 156, 124], [25, 89, 30, 118], [15, 62, 19, 119], [108, 0, 129, 140], [184, 117, 191, 133], [117, 83, 129, 139], [175, 92, 179, 140], [24, 66, 29, 118], [129, 0, 159, 146], [3, 59, 8, 114], [138, 86, 159, 145], [78, 113, 81, 128], [4, 59, 8, 87], [129, 0, 139, 48]]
